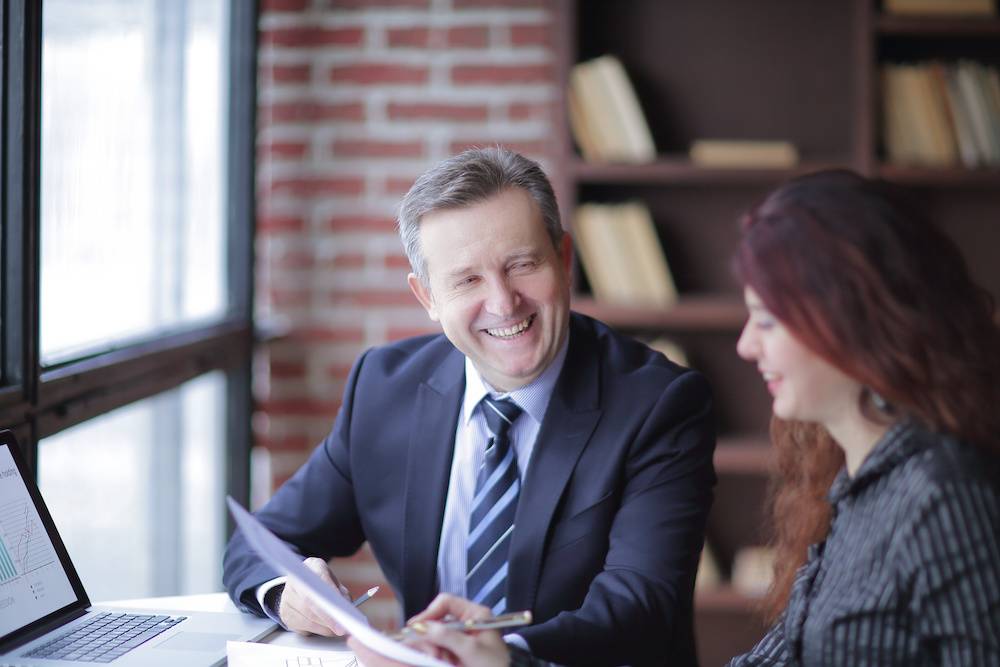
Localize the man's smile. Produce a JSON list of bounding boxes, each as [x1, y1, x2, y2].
[[484, 314, 536, 339]]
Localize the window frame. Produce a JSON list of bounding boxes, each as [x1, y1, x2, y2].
[[0, 0, 258, 524]]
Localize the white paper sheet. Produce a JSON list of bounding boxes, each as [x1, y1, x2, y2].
[[226, 639, 357, 667], [227, 497, 450, 667]]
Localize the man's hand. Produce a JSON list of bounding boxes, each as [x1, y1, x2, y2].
[[278, 557, 351, 636], [409, 593, 493, 625], [411, 594, 510, 667], [346, 594, 511, 667]]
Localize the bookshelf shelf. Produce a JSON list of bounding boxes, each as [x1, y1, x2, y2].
[[877, 164, 1000, 187], [570, 157, 847, 186], [715, 437, 773, 475], [571, 296, 745, 331], [695, 586, 762, 613], [875, 16, 1000, 36]]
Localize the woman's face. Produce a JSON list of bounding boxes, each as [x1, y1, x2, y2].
[[737, 287, 863, 429]]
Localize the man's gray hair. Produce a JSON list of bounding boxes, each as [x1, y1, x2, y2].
[[397, 146, 563, 284]]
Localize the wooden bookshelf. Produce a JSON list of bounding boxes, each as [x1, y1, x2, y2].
[[877, 164, 1000, 186], [556, 1, 1000, 664], [696, 586, 762, 613], [714, 437, 773, 475], [570, 157, 846, 186], [571, 296, 745, 331], [876, 16, 1000, 35]]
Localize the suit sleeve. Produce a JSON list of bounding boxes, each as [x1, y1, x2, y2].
[[222, 349, 370, 615], [520, 370, 716, 665]]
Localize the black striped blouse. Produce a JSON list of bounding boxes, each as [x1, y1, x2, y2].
[[728, 420, 1000, 666]]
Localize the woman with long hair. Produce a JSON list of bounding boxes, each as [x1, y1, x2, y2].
[[729, 169, 1000, 665]]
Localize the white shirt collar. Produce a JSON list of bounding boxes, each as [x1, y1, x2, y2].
[[462, 330, 570, 427]]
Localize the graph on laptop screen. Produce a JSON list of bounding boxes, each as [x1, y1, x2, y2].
[[0, 444, 77, 637]]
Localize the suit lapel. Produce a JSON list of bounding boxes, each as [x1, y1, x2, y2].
[[507, 316, 602, 613], [401, 348, 465, 616]]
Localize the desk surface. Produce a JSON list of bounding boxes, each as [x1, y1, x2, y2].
[[102, 592, 353, 653]]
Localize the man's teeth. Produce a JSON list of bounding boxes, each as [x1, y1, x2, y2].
[[487, 317, 532, 338], [762, 372, 778, 381]]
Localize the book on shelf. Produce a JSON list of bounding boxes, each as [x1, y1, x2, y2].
[[969, 62, 1000, 161], [921, 64, 961, 164], [645, 336, 690, 368], [883, 64, 957, 166], [943, 65, 983, 166], [573, 202, 678, 308], [883, 0, 996, 16], [883, 61, 1000, 167], [731, 546, 776, 597], [695, 541, 722, 592], [956, 62, 1000, 164], [574, 204, 637, 304], [568, 55, 656, 163], [986, 68, 1000, 157], [688, 140, 799, 168], [618, 203, 679, 305], [567, 84, 602, 162]]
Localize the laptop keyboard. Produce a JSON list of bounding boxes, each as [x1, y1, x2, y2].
[[23, 611, 186, 663]]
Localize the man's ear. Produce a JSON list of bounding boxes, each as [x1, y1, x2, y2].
[[407, 273, 439, 322]]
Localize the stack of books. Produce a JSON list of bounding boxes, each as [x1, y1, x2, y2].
[[695, 541, 722, 591], [573, 202, 677, 307], [883, 61, 1000, 167], [731, 546, 776, 597], [645, 337, 689, 368], [568, 55, 657, 163], [688, 139, 799, 169]]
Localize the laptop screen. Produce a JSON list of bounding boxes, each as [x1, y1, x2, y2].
[[0, 433, 88, 645]]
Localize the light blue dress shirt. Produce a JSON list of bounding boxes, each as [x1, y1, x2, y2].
[[435, 334, 570, 597]]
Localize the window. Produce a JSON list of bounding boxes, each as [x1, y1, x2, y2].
[[0, 0, 256, 598], [40, 0, 228, 363], [38, 372, 226, 600]]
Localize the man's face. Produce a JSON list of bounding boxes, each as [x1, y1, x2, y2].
[[408, 188, 572, 392]]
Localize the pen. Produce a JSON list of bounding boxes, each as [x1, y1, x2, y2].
[[352, 586, 379, 607], [389, 610, 532, 640]]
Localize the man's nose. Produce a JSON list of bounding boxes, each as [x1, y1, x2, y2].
[[485, 278, 518, 317]]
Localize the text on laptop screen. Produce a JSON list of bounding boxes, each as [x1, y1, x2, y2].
[[0, 444, 78, 637]]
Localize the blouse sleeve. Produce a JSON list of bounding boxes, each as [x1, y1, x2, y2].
[[726, 616, 791, 667], [906, 478, 1000, 665]]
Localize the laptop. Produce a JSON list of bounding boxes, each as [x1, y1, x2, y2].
[[0, 430, 275, 666]]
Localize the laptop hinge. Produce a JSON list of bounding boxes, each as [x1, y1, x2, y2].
[[0, 605, 89, 654]]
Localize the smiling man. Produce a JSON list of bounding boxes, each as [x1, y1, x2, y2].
[[223, 148, 717, 666]]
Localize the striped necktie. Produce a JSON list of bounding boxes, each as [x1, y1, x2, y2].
[[466, 396, 523, 615]]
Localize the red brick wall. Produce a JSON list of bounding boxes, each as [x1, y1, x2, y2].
[[254, 0, 561, 628]]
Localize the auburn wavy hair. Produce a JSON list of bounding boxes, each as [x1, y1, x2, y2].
[[733, 169, 1000, 622]]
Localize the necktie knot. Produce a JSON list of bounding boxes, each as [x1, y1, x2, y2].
[[481, 397, 522, 441]]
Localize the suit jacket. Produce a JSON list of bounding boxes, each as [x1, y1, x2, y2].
[[224, 312, 716, 666]]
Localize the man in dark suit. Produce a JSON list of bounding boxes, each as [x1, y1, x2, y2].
[[223, 147, 716, 666]]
